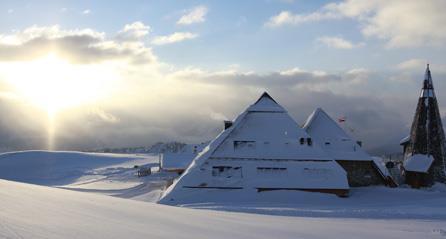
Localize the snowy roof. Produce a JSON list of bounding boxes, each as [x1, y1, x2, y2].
[[247, 92, 286, 112], [209, 93, 331, 161], [400, 135, 410, 145], [404, 154, 434, 173], [303, 108, 373, 161], [372, 156, 390, 177], [161, 93, 347, 201], [161, 152, 196, 170]]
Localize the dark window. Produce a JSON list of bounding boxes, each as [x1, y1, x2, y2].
[[234, 141, 256, 150], [299, 138, 305, 145], [307, 138, 312, 146]]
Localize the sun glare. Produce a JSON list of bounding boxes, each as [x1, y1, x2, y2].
[[1, 53, 120, 149], [3, 53, 117, 114]]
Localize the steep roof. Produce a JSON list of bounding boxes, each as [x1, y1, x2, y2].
[[209, 93, 331, 161], [420, 64, 435, 98], [247, 92, 285, 112], [303, 108, 373, 161], [404, 154, 434, 173], [404, 65, 446, 182], [161, 93, 343, 200]]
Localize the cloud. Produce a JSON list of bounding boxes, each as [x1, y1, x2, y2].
[[151, 32, 198, 45], [82, 9, 91, 15], [266, 0, 446, 48], [0, 23, 440, 155], [116, 21, 150, 42], [7, 9, 13, 14], [177, 6, 208, 25], [397, 59, 427, 71], [265, 7, 341, 27], [316, 36, 364, 49], [0, 24, 156, 64]]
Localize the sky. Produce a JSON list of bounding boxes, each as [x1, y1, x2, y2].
[[0, 0, 445, 154]]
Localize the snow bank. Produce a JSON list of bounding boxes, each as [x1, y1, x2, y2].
[[1, 179, 445, 239]]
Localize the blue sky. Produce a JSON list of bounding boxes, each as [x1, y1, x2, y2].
[[0, 0, 445, 153], [2, 0, 444, 72]]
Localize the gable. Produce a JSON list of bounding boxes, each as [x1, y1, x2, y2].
[[304, 108, 372, 161]]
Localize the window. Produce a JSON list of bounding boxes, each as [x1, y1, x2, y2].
[[299, 138, 305, 145], [212, 166, 242, 178], [307, 138, 312, 146], [257, 167, 287, 174], [234, 141, 256, 150]]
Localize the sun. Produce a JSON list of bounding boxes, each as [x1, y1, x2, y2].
[[2, 53, 118, 115], [1, 53, 119, 149]]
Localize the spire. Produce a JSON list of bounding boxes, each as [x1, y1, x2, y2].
[[421, 64, 435, 98], [405, 64, 446, 186]]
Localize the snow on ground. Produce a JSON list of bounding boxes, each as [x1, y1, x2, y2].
[[167, 185, 446, 220], [1, 179, 446, 239], [2, 150, 446, 238], [0, 150, 176, 202]]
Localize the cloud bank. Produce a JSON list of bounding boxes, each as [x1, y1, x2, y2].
[[266, 0, 446, 48], [0, 20, 442, 155]]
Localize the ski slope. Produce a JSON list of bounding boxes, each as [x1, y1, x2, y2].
[[1, 179, 446, 239]]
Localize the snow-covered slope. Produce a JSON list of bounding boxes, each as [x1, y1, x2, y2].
[[0, 150, 170, 202], [1, 179, 445, 239], [0, 150, 155, 186]]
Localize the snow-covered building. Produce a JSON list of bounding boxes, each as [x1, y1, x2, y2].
[[160, 92, 349, 203], [401, 65, 446, 188], [160, 144, 206, 174], [303, 108, 393, 187]]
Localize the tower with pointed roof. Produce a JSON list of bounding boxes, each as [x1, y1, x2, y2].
[[403, 65, 446, 187]]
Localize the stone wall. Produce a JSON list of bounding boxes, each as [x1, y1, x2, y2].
[[336, 160, 385, 187]]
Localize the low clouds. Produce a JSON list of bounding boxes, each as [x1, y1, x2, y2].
[[0, 20, 441, 155], [151, 32, 198, 45], [177, 5, 208, 25], [267, 0, 446, 48], [316, 36, 364, 49], [0, 23, 156, 64]]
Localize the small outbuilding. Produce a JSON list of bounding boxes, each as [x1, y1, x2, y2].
[[403, 154, 435, 188]]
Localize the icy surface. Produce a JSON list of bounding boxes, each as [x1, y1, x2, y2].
[[1, 180, 446, 239], [404, 154, 434, 173]]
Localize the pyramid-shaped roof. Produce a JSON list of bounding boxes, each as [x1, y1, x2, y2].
[[420, 64, 435, 98], [247, 92, 285, 112], [160, 93, 348, 203], [208, 93, 331, 160], [170, 93, 336, 179], [303, 108, 373, 161], [404, 65, 446, 182]]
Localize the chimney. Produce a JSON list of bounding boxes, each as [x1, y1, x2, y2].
[[224, 120, 233, 130]]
